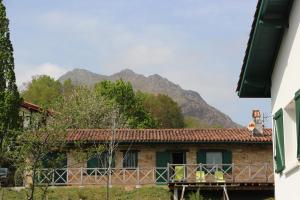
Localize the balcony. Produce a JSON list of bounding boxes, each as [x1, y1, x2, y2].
[[35, 163, 273, 187]]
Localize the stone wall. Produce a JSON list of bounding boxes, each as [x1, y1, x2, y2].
[[67, 143, 273, 168], [61, 143, 273, 185]]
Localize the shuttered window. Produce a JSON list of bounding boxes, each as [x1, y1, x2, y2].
[[123, 151, 138, 168], [87, 152, 115, 175], [295, 90, 300, 159], [156, 152, 171, 183], [274, 109, 285, 173], [87, 152, 115, 168], [197, 150, 206, 164], [197, 150, 232, 172]]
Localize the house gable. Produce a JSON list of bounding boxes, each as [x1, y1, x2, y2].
[[237, 0, 294, 98]]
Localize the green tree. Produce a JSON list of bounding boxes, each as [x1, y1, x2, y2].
[[13, 87, 125, 200], [0, 0, 21, 159], [61, 79, 75, 96], [21, 75, 62, 108], [95, 80, 156, 128], [139, 92, 184, 128]]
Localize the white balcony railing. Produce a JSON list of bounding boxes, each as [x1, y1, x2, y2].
[[168, 163, 274, 184], [36, 163, 273, 186]]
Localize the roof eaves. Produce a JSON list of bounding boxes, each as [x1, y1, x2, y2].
[[237, 0, 294, 98]]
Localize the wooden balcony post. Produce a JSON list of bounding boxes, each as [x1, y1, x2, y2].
[[265, 163, 268, 182], [136, 167, 140, 188], [173, 188, 178, 200], [52, 169, 55, 186], [80, 167, 83, 186], [232, 163, 235, 183], [167, 163, 170, 182]]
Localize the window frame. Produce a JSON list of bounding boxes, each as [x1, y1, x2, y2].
[[87, 152, 115, 175], [122, 151, 138, 169], [197, 149, 232, 173], [206, 152, 223, 165]]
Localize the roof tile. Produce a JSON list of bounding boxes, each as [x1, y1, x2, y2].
[[66, 128, 272, 143]]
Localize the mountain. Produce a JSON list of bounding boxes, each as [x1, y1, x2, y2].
[[59, 68, 239, 128]]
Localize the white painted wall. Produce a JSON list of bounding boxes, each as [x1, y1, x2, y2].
[[271, 0, 300, 199]]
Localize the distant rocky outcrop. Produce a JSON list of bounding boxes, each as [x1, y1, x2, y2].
[[59, 68, 239, 128]]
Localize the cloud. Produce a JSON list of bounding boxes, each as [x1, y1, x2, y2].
[[118, 45, 174, 67], [15, 62, 69, 86]]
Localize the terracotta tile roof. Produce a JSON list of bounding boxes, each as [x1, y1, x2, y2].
[[66, 128, 272, 143], [21, 101, 53, 115]]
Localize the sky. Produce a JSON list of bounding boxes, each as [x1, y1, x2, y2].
[[4, 0, 272, 127]]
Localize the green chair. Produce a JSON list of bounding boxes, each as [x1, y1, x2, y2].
[[196, 170, 206, 182], [174, 166, 185, 181], [214, 170, 225, 182]]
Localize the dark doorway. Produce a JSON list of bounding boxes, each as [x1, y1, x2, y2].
[[171, 152, 186, 164]]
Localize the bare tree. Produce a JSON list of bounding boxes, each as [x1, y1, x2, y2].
[[10, 87, 126, 200]]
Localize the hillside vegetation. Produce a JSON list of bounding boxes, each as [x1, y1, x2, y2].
[[59, 69, 239, 128], [22, 76, 185, 128]]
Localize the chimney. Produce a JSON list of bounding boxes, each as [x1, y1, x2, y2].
[[252, 110, 264, 136]]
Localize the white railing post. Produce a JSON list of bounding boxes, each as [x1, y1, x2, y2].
[[80, 167, 83, 186], [136, 167, 140, 188], [153, 168, 155, 184], [184, 164, 186, 181], [52, 169, 54, 186], [200, 163, 202, 172], [167, 163, 170, 182], [123, 168, 125, 183], [109, 168, 112, 188], [265, 163, 268, 182], [232, 163, 235, 182], [249, 165, 252, 180]]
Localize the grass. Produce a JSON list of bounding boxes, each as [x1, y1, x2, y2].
[[0, 186, 171, 200]]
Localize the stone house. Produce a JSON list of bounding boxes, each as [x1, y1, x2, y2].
[[39, 128, 273, 188]]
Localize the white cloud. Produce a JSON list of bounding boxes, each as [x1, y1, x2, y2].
[[15, 62, 69, 86], [118, 45, 174, 67]]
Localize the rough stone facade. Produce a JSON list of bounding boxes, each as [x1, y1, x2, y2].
[[61, 143, 274, 186], [67, 143, 273, 169]]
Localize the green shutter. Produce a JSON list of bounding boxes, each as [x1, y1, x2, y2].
[[87, 156, 98, 168], [274, 109, 285, 173], [156, 152, 171, 184], [196, 150, 207, 172], [222, 150, 232, 172], [196, 150, 206, 164], [87, 155, 99, 175], [295, 90, 300, 159], [123, 151, 138, 168]]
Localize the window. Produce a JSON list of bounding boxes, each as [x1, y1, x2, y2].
[[197, 150, 232, 172], [87, 152, 115, 175], [206, 152, 222, 165], [206, 152, 222, 172], [274, 109, 285, 173], [295, 90, 300, 159], [123, 151, 138, 168]]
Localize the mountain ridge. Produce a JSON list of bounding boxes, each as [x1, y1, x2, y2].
[[59, 68, 239, 128]]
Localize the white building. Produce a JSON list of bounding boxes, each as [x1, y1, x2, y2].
[[237, 0, 299, 199]]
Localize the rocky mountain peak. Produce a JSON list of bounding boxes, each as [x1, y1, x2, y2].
[[59, 68, 239, 128]]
